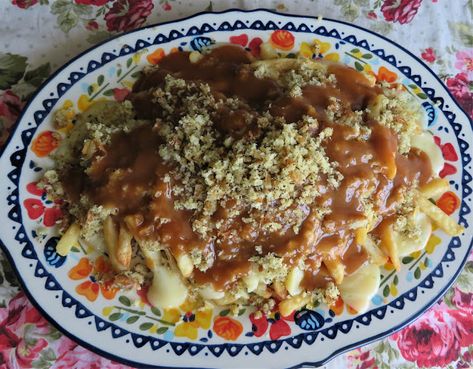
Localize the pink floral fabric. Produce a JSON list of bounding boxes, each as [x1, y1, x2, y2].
[[0, 1, 472, 368]]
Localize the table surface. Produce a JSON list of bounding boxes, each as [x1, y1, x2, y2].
[[0, 1, 472, 368]]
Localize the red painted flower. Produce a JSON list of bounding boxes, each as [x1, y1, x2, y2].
[[249, 310, 294, 340], [392, 303, 460, 368], [11, 0, 38, 9], [113, 88, 130, 102], [434, 136, 459, 178], [381, 0, 423, 24], [23, 181, 62, 227], [248, 37, 263, 57], [421, 47, 436, 63], [104, 0, 154, 33], [75, 0, 110, 5], [446, 73, 473, 117]]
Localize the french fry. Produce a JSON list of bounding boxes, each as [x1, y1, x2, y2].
[[117, 226, 132, 270], [355, 227, 368, 246], [323, 256, 345, 285], [279, 293, 311, 317], [56, 223, 80, 256], [379, 221, 400, 271], [418, 196, 464, 236], [419, 178, 450, 199], [363, 236, 388, 266], [176, 252, 194, 278], [272, 280, 288, 300], [103, 216, 123, 272]]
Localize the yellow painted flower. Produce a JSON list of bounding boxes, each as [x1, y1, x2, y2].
[[174, 307, 213, 340], [299, 39, 339, 61], [163, 308, 181, 324], [78, 94, 91, 112], [425, 234, 441, 254]]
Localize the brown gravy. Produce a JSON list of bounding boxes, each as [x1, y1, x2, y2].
[[62, 46, 433, 291]]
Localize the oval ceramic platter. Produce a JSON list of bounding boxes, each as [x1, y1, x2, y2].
[[0, 9, 472, 369]]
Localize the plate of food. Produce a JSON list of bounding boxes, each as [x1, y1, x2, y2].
[[0, 8, 471, 369]]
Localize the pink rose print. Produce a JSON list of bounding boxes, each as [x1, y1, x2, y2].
[[11, 0, 38, 9], [446, 72, 473, 117], [391, 303, 471, 368], [455, 50, 473, 78], [15, 337, 48, 368], [86, 21, 99, 31], [381, 0, 423, 24], [0, 90, 23, 145], [52, 345, 129, 369], [75, 0, 110, 5], [162, 1, 172, 11], [421, 47, 436, 63], [104, 0, 154, 33], [452, 287, 473, 314]]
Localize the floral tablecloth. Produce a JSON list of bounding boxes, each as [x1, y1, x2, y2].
[[0, 1, 472, 368]]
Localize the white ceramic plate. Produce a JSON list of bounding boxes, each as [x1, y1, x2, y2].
[[0, 9, 472, 369]]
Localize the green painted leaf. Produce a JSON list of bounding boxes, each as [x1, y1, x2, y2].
[[70, 246, 80, 253], [23, 63, 51, 87], [109, 312, 123, 321], [414, 267, 421, 279], [219, 309, 230, 316], [151, 307, 162, 316], [402, 256, 414, 264], [139, 322, 154, 331], [117, 69, 122, 77], [238, 308, 246, 316], [350, 48, 360, 54], [408, 84, 417, 89], [119, 296, 131, 307], [157, 327, 168, 334], [126, 57, 133, 68], [131, 71, 141, 79], [393, 275, 399, 285], [87, 85, 94, 96], [354, 61, 364, 72], [383, 284, 390, 297], [126, 315, 139, 324], [416, 92, 428, 99], [97, 74, 105, 86], [424, 257, 430, 267], [0, 53, 27, 89], [103, 89, 114, 96], [362, 53, 373, 59]]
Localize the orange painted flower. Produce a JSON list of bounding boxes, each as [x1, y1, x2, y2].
[[329, 296, 345, 316], [213, 316, 243, 341], [147, 48, 165, 65], [270, 30, 295, 51], [377, 66, 398, 83], [68, 256, 118, 302], [436, 191, 460, 215], [31, 131, 60, 157]]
